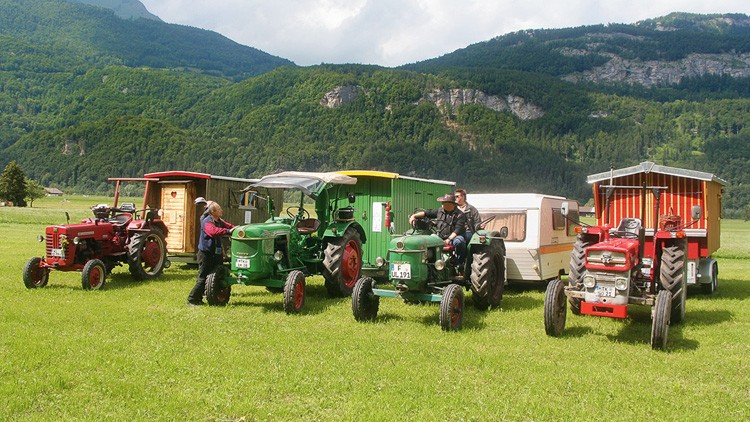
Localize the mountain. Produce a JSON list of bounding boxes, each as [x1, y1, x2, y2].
[[0, 5, 749, 216], [66, 0, 161, 21]]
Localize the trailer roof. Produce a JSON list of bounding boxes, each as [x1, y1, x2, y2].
[[338, 170, 455, 186], [586, 162, 728, 186], [144, 171, 259, 183]]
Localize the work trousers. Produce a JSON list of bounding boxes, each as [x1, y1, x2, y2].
[[187, 250, 224, 303]]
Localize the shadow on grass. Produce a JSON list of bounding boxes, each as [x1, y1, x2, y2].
[[419, 306, 488, 331], [688, 278, 750, 301], [102, 271, 188, 290], [499, 292, 544, 311], [227, 283, 342, 316]]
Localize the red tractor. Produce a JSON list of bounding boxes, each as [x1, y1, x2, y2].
[[544, 181, 699, 349], [22, 178, 170, 290]]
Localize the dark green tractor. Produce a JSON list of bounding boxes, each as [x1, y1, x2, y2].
[[204, 171, 366, 313], [351, 216, 507, 330]]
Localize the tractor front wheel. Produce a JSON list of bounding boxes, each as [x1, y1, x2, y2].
[[283, 270, 305, 314], [323, 228, 362, 297], [352, 276, 379, 322], [469, 246, 505, 310], [660, 243, 687, 325], [205, 270, 231, 306], [127, 229, 167, 281], [651, 289, 672, 350], [439, 284, 464, 331], [544, 277, 567, 337], [23, 257, 49, 289], [81, 259, 106, 290]]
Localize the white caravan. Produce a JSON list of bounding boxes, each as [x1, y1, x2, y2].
[[470, 193, 580, 283]]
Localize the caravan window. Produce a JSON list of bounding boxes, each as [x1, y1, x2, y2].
[[552, 208, 565, 230], [566, 209, 580, 236], [482, 211, 526, 242]]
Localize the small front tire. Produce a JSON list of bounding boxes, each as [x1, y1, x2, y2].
[[439, 284, 464, 331], [544, 277, 567, 337], [352, 276, 379, 322], [23, 257, 49, 289], [205, 270, 231, 306], [283, 271, 305, 314], [81, 259, 106, 290], [651, 290, 672, 350]]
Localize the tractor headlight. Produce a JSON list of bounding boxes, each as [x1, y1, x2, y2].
[[615, 277, 628, 291], [478, 235, 486, 244], [273, 250, 284, 261], [375, 256, 385, 268], [237, 229, 246, 238], [583, 275, 596, 288], [396, 241, 405, 250], [73, 237, 80, 245], [37, 235, 44, 242], [434, 259, 446, 271]]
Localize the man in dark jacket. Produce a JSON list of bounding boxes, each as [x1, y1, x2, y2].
[[408, 193, 467, 263], [187, 202, 235, 306], [455, 189, 481, 241]]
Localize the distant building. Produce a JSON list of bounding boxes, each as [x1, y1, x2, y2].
[[44, 187, 63, 196], [579, 206, 595, 217]]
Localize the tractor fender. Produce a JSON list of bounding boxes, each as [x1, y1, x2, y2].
[[697, 257, 718, 284], [323, 221, 367, 244], [128, 219, 168, 235], [467, 229, 506, 251]]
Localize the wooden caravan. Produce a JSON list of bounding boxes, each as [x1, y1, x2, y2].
[[470, 193, 579, 283], [143, 171, 281, 263], [587, 162, 726, 292]]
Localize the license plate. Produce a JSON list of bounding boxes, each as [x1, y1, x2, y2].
[[391, 263, 411, 279], [596, 285, 616, 298], [235, 258, 250, 269], [50, 248, 65, 258]]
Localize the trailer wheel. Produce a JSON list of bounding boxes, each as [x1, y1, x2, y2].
[[439, 284, 464, 331], [544, 277, 567, 337], [352, 276, 379, 322], [659, 243, 687, 324], [81, 259, 106, 290], [205, 270, 231, 306], [470, 246, 504, 310], [651, 290, 672, 350], [283, 270, 305, 314], [701, 262, 718, 294], [23, 257, 49, 289], [127, 229, 167, 281], [568, 237, 594, 315], [323, 228, 362, 297]]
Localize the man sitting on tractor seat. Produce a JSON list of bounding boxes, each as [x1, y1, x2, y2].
[[409, 193, 468, 264]]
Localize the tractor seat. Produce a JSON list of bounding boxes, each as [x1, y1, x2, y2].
[[616, 218, 642, 238], [109, 214, 132, 226], [296, 218, 321, 235], [443, 244, 455, 252]]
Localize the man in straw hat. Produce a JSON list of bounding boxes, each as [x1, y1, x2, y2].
[[408, 193, 467, 263]]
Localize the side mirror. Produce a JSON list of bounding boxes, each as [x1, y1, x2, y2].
[[691, 205, 703, 220], [499, 226, 509, 238], [561, 202, 569, 217], [348, 192, 356, 204]]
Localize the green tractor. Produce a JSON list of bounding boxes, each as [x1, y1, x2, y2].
[[351, 216, 507, 331], [204, 171, 366, 313]]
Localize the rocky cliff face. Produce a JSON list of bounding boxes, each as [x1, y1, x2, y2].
[[320, 85, 363, 108], [563, 52, 750, 87]]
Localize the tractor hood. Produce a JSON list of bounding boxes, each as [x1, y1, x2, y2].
[[246, 171, 357, 199], [233, 222, 291, 240], [390, 234, 445, 251], [585, 237, 640, 271]]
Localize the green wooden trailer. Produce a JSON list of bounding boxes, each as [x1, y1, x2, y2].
[[337, 170, 456, 281]]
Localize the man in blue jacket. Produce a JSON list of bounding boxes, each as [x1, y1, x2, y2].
[[187, 202, 235, 306]]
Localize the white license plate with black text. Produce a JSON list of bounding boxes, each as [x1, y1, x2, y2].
[[391, 263, 411, 279], [50, 248, 65, 258], [596, 285, 616, 298], [235, 258, 250, 269]]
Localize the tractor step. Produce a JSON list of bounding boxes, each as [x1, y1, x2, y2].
[[581, 302, 628, 319]]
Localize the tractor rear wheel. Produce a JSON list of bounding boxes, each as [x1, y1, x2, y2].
[[439, 284, 464, 331], [651, 290, 672, 350], [323, 228, 362, 297], [23, 257, 49, 289], [568, 236, 594, 315], [127, 229, 167, 281], [470, 245, 505, 310], [205, 270, 231, 306], [283, 270, 305, 314], [81, 259, 106, 290], [352, 276, 379, 322], [544, 277, 567, 337], [659, 243, 687, 325]]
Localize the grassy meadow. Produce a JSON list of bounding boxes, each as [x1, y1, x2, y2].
[[0, 196, 748, 420]]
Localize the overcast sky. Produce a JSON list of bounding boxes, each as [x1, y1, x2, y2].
[[138, 0, 750, 67]]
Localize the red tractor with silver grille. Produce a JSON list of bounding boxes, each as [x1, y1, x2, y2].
[[22, 178, 170, 290]]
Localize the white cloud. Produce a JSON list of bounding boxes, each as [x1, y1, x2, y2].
[[139, 0, 750, 66]]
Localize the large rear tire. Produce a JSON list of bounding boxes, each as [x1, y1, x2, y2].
[[544, 277, 567, 337], [81, 259, 106, 290], [439, 284, 464, 331], [659, 242, 687, 325], [205, 270, 231, 306], [283, 270, 305, 314], [352, 276, 379, 322], [323, 228, 362, 297], [470, 246, 504, 310], [651, 290, 672, 350], [568, 236, 594, 315], [127, 229, 167, 281], [23, 257, 49, 289]]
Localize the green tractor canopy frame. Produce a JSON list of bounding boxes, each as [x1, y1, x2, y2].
[[204, 171, 366, 313]]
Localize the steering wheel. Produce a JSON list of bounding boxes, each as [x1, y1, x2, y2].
[[286, 206, 310, 220]]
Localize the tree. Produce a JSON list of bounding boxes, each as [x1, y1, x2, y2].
[[25, 178, 47, 208], [0, 161, 27, 207]]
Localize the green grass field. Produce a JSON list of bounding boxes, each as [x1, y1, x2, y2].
[[1, 197, 748, 420]]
